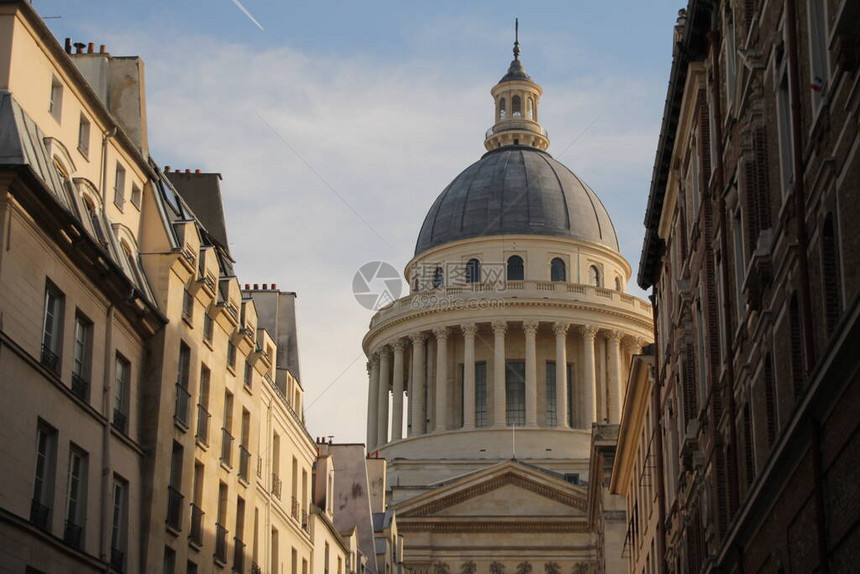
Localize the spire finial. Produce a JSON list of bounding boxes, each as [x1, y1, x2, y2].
[[513, 18, 520, 60]]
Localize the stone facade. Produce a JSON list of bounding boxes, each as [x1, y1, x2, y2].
[[636, 1, 860, 572]]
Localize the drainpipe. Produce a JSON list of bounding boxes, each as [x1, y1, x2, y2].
[[707, 25, 742, 537], [99, 289, 136, 568], [650, 290, 667, 574]]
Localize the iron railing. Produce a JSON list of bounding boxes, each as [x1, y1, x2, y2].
[[239, 445, 251, 482], [112, 409, 127, 434], [174, 383, 191, 430], [110, 547, 125, 572], [271, 473, 282, 499], [290, 496, 299, 520], [221, 428, 234, 468], [189, 502, 204, 547], [63, 519, 83, 549], [29, 499, 50, 530], [214, 523, 228, 565], [71, 373, 89, 401], [166, 486, 184, 531], [40, 344, 60, 373], [196, 404, 210, 446], [232, 537, 246, 573]]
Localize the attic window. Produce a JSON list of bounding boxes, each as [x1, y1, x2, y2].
[[131, 184, 142, 209], [49, 76, 63, 122]]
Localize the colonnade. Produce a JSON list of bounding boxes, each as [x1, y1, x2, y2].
[[366, 320, 644, 449]]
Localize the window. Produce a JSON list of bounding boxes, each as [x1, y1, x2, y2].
[[732, 205, 745, 321], [527, 97, 534, 120], [64, 446, 88, 548], [203, 311, 214, 343], [821, 214, 841, 334], [432, 266, 443, 289], [227, 340, 237, 371], [507, 256, 524, 281], [167, 441, 184, 531], [239, 410, 251, 481], [465, 258, 481, 284], [114, 163, 126, 209], [49, 76, 63, 121], [615, 276, 623, 291], [244, 361, 253, 388], [120, 243, 146, 289], [114, 354, 130, 434], [551, 258, 566, 282], [32, 421, 58, 530], [789, 292, 805, 397], [545, 362, 557, 427], [197, 365, 211, 445], [724, 8, 737, 108], [163, 547, 176, 574], [78, 114, 90, 158], [131, 184, 142, 209], [505, 361, 526, 426], [82, 199, 106, 245], [110, 476, 128, 573], [499, 97, 506, 120], [566, 363, 573, 427], [587, 265, 601, 287], [216, 483, 229, 564], [776, 62, 794, 197], [41, 281, 65, 372], [72, 312, 92, 400], [764, 354, 777, 446], [190, 461, 204, 546], [807, 0, 829, 113], [512, 95, 522, 117], [234, 497, 246, 572], [743, 402, 755, 486], [221, 391, 234, 468], [475, 362, 488, 428], [183, 289, 194, 322]]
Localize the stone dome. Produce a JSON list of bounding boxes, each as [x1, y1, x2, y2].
[[415, 146, 620, 255]]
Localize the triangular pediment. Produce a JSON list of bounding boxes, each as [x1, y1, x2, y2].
[[396, 460, 587, 519]]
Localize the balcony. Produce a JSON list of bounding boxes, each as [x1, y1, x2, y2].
[[239, 445, 251, 482], [232, 537, 246, 573], [196, 404, 210, 446], [112, 409, 127, 434], [110, 547, 125, 573], [29, 499, 50, 530], [272, 474, 282, 500], [221, 429, 234, 469], [40, 344, 60, 373], [189, 503, 204, 547], [485, 119, 548, 139], [174, 383, 191, 430], [166, 486, 184, 532], [64, 519, 83, 549], [214, 523, 228, 565], [71, 373, 89, 401]]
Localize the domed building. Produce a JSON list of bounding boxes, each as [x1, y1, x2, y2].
[[363, 37, 653, 573]]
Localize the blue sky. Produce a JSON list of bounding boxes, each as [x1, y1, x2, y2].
[[33, 0, 680, 442]]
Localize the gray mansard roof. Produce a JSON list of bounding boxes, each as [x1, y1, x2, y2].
[[415, 146, 619, 255]]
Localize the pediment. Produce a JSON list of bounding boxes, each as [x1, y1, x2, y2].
[[396, 461, 587, 519]]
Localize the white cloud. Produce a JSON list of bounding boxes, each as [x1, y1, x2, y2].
[[108, 29, 661, 441]]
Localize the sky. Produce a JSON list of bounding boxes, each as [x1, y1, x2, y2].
[[33, 0, 680, 443]]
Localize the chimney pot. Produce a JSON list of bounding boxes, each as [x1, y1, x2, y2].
[[164, 165, 171, 172], [74, 42, 85, 54], [99, 45, 106, 54], [244, 283, 249, 290], [87, 42, 95, 53], [64, 38, 72, 54], [272, 283, 277, 290], [195, 169, 201, 174], [253, 284, 259, 290], [185, 169, 191, 173], [263, 283, 268, 290]]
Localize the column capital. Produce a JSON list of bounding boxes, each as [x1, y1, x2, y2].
[[432, 326, 450, 340], [553, 322, 570, 336], [391, 339, 407, 353], [491, 321, 508, 335], [578, 324, 599, 339], [366, 361, 372, 374], [623, 336, 644, 354], [378, 345, 392, 358], [370, 352, 380, 365], [605, 329, 624, 342], [409, 332, 427, 345], [523, 320, 539, 335], [461, 323, 478, 337]]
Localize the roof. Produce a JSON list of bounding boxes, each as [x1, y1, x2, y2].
[[499, 57, 532, 83], [415, 146, 619, 255], [166, 171, 230, 255]]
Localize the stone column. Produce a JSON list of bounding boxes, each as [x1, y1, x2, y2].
[[367, 354, 379, 448], [492, 321, 507, 428], [409, 333, 427, 436], [579, 325, 598, 428], [607, 330, 622, 424], [524, 321, 539, 427], [433, 327, 449, 432], [461, 324, 477, 429], [554, 322, 570, 428], [391, 340, 406, 440], [377, 347, 391, 446]]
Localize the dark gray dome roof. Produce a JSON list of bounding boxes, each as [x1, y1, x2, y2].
[[499, 58, 532, 83], [415, 146, 619, 255]]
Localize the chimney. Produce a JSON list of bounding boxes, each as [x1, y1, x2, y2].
[[185, 169, 191, 173], [195, 169, 201, 174], [271, 283, 277, 290], [244, 283, 249, 290], [164, 165, 171, 172], [253, 284, 259, 290], [262, 284, 268, 290], [74, 42, 85, 54], [87, 42, 95, 54], [64, 38, 72, 54], [99, 45, 107, 54]]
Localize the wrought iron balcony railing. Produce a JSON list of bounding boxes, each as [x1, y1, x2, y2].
[[214, 523, 228, 565], [40, 344, 60, 373], [220, 428, 234, 468], [71, 373, 89, 401], [271, 473, 282, 500], [166, 486, 184, 531], [196, 404, 210, 446], [63, 519, 83, 549], [174, 383, 191, 430], [112, 409, 128, 434], [233, 537, 246, 573], [110, 547, 125, 573], [29, 499, 50, 530], [189, 502, 204, 547], [239, 445, 251, 482]]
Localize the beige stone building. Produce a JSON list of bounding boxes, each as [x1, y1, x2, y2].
[[0, 2, 395, 573], [363, 38, 652, 572]]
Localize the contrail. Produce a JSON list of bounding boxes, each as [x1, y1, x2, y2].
[[231, 0, 265, 31]]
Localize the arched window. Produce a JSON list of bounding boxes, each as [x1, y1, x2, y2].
[[615, 276, 623, 292], [506, 256, 524, 281], [83, 198, 106, 244], [588, 265, 601, 287], [512, 96, 522, 118], [550, 258, 566, 282], [466, 258, 481, 284], [527, 97, 534, 120], [432, 266, 444, 289], [499, 98, 506, 120]]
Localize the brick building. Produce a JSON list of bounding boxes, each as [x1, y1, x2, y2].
[[636, 0, 860, 572]]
